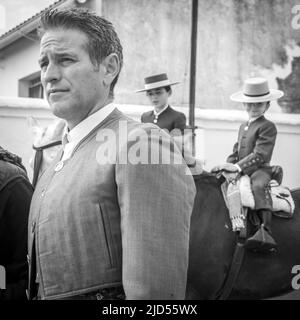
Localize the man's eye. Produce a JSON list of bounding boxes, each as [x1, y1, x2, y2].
[[60, 57, 74, 63], [40, 61, 48, 69]]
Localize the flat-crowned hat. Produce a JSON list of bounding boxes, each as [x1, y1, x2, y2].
[[136, 73, 179, 93], [230, 77, 284, 103]]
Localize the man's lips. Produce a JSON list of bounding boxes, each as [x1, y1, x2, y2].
[[48, 89, 69, 95], [47, 89, 69, 102]]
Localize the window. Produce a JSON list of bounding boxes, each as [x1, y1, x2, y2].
[[28, 77, 43, 98], [19, 71, 44, 98]]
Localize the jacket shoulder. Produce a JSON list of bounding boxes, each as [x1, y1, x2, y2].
[[257, 117, 277, 131], [0, 160, 27, 191], [101, 109, 159, 136], [167, 107, 185, 118], [262, 117, 276, 126], [141, 110, 153, 119]]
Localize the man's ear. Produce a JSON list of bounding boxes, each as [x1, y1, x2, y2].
[[101, 53, 120, 87]]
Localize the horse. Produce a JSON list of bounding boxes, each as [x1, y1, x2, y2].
[[187, 172, 300, 299], [28, 117, 300, 299], [28, 117, 65, 187]]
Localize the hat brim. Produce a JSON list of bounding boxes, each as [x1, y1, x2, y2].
[[230, 89, 284, 103], [136, 81, 180, 93]]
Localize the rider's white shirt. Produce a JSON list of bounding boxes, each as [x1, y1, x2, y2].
[[61, 103, 115, 161], [153, 104, 168, 117]]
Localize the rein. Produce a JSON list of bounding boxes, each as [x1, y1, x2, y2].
[[210, 170, 247, 300], [32, 140, 62, 188]]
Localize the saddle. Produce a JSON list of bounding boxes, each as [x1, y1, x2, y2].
[[239, 167, 295, 219], [221, 166, 294, 232]]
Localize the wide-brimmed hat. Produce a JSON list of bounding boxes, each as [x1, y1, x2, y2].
[[230, 77, 284, 103], [136, 73, 179, 92]]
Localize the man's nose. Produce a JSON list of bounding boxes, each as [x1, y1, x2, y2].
[[41, 62, 62, 84]]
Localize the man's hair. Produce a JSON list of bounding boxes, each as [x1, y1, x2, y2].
[[38, 8, 123, 99]]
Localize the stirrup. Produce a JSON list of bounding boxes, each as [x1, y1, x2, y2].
[[244, 225, 277, 253]]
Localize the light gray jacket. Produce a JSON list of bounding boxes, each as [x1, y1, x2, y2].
[[28, 109, 196, 300]]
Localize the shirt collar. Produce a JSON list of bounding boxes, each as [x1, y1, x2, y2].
[[248, 114, 263, 124], [63, 102, 115, 145], [153, 104, 169, 117]]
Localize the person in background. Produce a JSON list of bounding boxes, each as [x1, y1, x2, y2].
[[0, 147, 33, 300], [214, 77, 283, 253], [138, 73, 186, 132]]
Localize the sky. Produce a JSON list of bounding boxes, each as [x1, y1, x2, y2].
[[0, 0, 55, 35]]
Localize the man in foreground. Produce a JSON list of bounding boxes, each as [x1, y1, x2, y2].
[[27, 8, 196, 300]]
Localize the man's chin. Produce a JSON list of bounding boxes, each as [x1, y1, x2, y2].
[[50, 103, 70, 120]]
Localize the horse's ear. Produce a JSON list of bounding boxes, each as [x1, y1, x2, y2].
[[27, 116, 42, 136], [53, 119, 67, 139], [27, 116, 40, 128]]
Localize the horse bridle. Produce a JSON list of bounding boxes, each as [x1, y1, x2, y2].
[[32, 140, 62, 188]]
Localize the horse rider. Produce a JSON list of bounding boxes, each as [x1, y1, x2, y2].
[[137, 73, 187, 133], [214, 77, 283, 253]]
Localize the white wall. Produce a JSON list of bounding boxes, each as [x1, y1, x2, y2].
[[1, 96, 300, 189], [0, 37, 40, 97]]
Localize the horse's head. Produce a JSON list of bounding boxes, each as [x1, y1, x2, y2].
[[28, 117, 65, 185]]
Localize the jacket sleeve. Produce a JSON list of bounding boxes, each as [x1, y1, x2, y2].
[[226, 142, 239, 164], [141, 113, 147, 123], [227, 124, 243, 164], [174, 113, 187, 133], [0, 177, 33, 300], [116, 127, 196, 299], [237, 122, 277, 175]]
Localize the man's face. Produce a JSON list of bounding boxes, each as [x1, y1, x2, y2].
[[243, 102, 269, 119], [39, 28, 106, 127], [146, 87, 170, 110]]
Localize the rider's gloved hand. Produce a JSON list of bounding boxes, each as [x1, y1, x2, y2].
[[211, 163, 239, 173]]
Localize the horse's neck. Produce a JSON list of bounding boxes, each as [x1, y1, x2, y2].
[[292, 188, 300, 204], [290, 188, 300, 223], [192, 173, 228, 226]]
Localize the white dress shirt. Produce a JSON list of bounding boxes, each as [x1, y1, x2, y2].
[[247, 115, 262, 125], [153, 104, 169, 117], [61, 103, 115, 161]]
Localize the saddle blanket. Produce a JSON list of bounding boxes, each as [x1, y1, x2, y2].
[[221, 173, 295, 232], [239, 175, 295, 218]]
